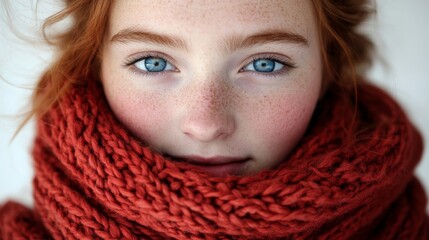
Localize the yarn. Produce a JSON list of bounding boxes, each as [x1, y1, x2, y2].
[[0, 80, 428, 239]]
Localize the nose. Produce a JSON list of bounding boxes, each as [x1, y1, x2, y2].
[[180, 81, 235, 142]]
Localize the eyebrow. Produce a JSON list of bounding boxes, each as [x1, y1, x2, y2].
[[111, 28, 189, 50], [225, 30, 309, 52], [110, 28, 309, 52]]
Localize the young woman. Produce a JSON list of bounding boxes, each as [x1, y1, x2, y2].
[[1, 0, 428, 239]]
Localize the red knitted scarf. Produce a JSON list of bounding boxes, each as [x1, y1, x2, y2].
[[1, 80, 428, 239]]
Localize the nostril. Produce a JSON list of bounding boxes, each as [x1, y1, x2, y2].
[[182, 119, 224, 142], [181, 113, 235, 142]]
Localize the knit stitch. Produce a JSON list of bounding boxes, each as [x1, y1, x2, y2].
[[0, 80, 428, 239]]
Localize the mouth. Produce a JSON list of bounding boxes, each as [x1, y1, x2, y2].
[[169, 155, 250, 177]]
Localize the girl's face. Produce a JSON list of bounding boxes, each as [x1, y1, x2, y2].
[[101, 0, 322, 176]]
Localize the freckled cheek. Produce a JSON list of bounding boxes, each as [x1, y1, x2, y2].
[[248, 93, 316, 152], [107, 92, 172, 143]]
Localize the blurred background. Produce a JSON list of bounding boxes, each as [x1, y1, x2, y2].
[[1, 0, 428, 210]]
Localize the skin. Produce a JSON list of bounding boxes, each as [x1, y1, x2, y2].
[[101, 0, 322, 176]]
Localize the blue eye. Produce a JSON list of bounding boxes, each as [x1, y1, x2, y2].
[[243, 58, 285, 73], [133, 57, 175, 72]]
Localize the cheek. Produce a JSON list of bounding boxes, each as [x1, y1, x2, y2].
[[244, 82, 320, 162], [102, 76, 171, 143], [257, 95, 313, 145]]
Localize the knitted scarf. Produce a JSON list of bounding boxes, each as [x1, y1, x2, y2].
[[0, 80, 428, 240]]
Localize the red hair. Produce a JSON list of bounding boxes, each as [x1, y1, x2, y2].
[[311, 0, 374, 91], [31, 1, 112, 120], [27, 0, 374, 123]]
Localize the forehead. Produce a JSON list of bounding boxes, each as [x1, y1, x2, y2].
[[108, 0, 315, 36]]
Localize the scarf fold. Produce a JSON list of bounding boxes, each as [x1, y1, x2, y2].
[[1, 80, 428, 239]]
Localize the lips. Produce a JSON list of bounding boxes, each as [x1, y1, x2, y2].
[[170, 155, 249, 177]]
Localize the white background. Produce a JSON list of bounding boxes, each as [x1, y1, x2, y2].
[[1, 1, 428, 210]]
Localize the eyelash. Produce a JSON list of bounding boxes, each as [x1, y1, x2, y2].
[[124, 53, 297, 77], [124, 53, 177, 77], [240, 55, 297, 77]]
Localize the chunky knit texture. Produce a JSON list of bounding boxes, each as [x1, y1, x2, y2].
[[0, 80, 428, 239]]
